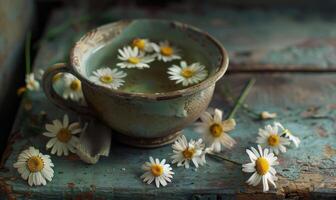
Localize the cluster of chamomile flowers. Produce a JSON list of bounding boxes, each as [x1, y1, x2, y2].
[[12, 105, 300, 190], [88, 38, 208, 90], [18, 38, 209, 104], [13, 114, 85, 186], [140, 108, 236, 188], [140, 108, 301, 192]]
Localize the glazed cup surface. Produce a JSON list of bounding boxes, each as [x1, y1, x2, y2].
[[42, 19, 229, 147]]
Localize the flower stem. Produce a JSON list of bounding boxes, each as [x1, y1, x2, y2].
[[207, 152, 242, 165], [227, 78, 256, 119], [25, 31, 32, 74]]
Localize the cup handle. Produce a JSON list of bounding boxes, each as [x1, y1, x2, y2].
[[42, 63, 94, 117]]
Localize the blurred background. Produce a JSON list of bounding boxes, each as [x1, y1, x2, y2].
[[1, 0, 336, 154]]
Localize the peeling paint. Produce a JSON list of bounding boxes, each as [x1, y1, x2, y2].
[[324, 145, 336, 159], [315, 125, 329, 137]]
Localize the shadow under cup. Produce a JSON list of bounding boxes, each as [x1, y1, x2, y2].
[[43, 19, 228, 148]]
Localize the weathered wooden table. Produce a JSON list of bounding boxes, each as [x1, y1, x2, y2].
[[1, 5, 336, 199]]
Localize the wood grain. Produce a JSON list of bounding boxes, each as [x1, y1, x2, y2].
[[0, 72, 335, 199], [32, 7, 336, 72], [1, 7, 336, 200]]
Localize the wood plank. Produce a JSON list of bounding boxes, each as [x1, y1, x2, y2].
[[1, 8, 336, 199], [0, 71, 335, 199], [33, 6, 336, 72]]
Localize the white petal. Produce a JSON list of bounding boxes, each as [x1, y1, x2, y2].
[[200, 112, 213, 124], [262, 175, 269, 192], [155, 178, 160, 188], [46, 138, 57, 149], [213, 109, 223, 122], [63, 115, 69, 127], [246, 149, 258, 162]]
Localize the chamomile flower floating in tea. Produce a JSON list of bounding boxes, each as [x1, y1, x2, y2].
[[43, 114, 82, 156], [171, 135, 206, 169], [25, 73, 40, 91], [13, 147, 54, 186], [195, 108, 236, 152], [274, 122, 300, 148], [117, 46, 154, 69], [256, 123, 290, 155], [167, 61, 208, 86], [131, 38, 156, 53], [90, 68, 127, 89], [141, 157, 174, 188], [63, 74, 84, 102], [153, 40, 181, 62], [242, 145, 278, 192]]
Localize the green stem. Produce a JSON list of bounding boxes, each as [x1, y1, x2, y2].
[[220, 84, 259, 118], [25, 31, 32, 74], [207, 152, 242, 165], [227, 78, 256, 119]]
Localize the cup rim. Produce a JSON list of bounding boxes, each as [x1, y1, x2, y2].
[[70, 19, 229, 100]]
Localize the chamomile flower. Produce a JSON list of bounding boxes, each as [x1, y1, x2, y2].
[[131, 38, 156, 53], [171, 135, 206, 169], [117, 46, 154, 69], [89, 67, 127, 89], [63, 74, 84, 101], [36, 69, 45, 80], [43, 114, 82, 156], [256, 123, 290, 155], [25, 73, 40, 91], [153, 41, 181, 62], [195, 108, 237, 152], [167, 61, 208, 86], [13, 147, 54, 186], [140, 157, 174, 188], [274, 122, 300, 148], [242, 145, 279, 192]]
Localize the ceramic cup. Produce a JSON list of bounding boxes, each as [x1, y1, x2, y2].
[[42, 19, 228, 148]]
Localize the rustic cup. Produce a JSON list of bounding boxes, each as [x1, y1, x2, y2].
[[42, 19, 229, 148]]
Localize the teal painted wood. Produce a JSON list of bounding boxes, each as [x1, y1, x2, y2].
[[0, 73, 336, 199], [1, 7, 336, 200], [34, 7, 336, 72]]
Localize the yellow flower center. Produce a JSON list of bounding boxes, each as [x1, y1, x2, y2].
[[132, 38, 146, 50], [209, 123, 223, 137], [255, 157, 270, 175], [160, 46, 173, 56], [150, 164, 163, 177], [128, 57, 141, 64], [57, 128, 72, 143], [27, 156, 44, 172], [99, 75, 113, 84], [182, 148, 195, 159], [181, 68, 194, 78], [267, 134, 280, 147], [70, 79, 81, 91]]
